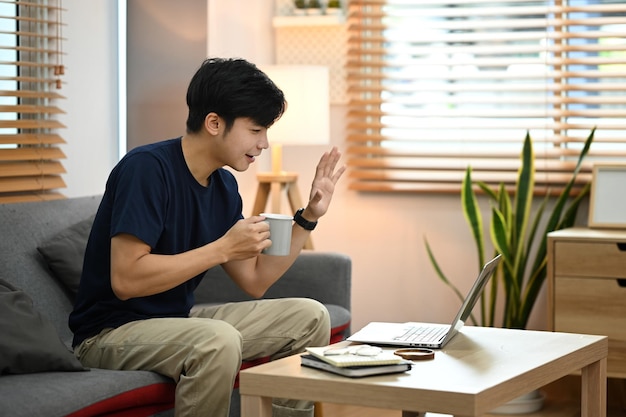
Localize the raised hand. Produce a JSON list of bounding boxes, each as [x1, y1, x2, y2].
[[306, 147, 346, 220]]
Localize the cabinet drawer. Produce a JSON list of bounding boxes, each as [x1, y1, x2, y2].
[[554, 241, 626, 278], [554, 276, 626, 377]]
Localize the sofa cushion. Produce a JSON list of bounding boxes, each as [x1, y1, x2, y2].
[[37, 215, 94, 295], [0, 279, 86, 375], [0, 369, 175, 417], [325, 304, 351, 343]]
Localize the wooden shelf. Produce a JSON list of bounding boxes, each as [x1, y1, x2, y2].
[[272, 14, 345, 27], [547, 227, 626, 379]]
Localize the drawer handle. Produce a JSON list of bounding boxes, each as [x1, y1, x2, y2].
[[618, 279, 626, 288], [617, 243, 626, 251]]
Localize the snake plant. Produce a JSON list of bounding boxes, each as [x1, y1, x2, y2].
[[425, 128, 595, 329]]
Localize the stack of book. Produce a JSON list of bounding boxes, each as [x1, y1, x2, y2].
[[301, 345, 412, 378]]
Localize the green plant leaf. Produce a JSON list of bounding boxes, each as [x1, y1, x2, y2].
[[477, 181, 498, 201], [494, 182, 512, 233], [462, 167, 485, 267], [490, 208, 509, 260], [423, 238, 464, 300], [486, 256, 499, 327], [424, 237, 480, 325], [460, 167, 487, 323], [524, 193, 549, 265], [511, 132, 534, 293], [514, 132, 534, 242], [558, 182, 591, 230], [476, 184, 505, 327]]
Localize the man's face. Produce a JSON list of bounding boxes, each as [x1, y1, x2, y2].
[[221, 117, 269, 172]]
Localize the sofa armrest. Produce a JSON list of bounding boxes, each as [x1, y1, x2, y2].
[[264, 251, 351, 311], [194, 251, 351, 312]]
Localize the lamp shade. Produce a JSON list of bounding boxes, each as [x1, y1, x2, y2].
[[262, 65, 330, 146]]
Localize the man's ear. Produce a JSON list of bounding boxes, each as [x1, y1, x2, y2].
[[204, 112, 220, 135]]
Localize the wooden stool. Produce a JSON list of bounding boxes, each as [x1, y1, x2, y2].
[[251, 172, 313, 249]]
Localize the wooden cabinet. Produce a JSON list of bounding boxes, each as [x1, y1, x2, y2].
[[547, 227, 626, 378]]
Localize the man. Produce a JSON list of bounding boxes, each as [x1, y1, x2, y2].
[[69, 57, 345, 417]]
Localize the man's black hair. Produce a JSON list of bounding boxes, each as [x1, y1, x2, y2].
[[185, 57, 286, 134]]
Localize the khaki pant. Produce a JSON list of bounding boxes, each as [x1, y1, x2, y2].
[[74, 298, 330, 417]]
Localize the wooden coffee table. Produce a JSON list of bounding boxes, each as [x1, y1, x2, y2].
[[240, 326, 607, 417]]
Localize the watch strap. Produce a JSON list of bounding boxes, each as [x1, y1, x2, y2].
[[294, 208, 317, 231]]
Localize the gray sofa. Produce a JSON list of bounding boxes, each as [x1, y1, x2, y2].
[[0, 195, 351, 417]]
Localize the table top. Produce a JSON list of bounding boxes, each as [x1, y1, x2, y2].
[[240, 326, 607, 416], [548, 227, 626, 240]]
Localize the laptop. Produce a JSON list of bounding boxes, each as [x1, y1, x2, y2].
[[348, 254, 501, 349]]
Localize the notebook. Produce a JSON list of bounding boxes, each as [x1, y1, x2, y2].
[[348, 254, 501, 349], [300, 354, 412, 378], [304, 345, 404, 367]]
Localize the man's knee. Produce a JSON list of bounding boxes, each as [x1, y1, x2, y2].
[[184, 318, 243, 371], [196, 318, 242, 349], [302, 299, 330, 328], [291, 298, 331, 345]]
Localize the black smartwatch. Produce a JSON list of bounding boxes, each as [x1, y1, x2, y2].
[[293, 208, 317, 231]]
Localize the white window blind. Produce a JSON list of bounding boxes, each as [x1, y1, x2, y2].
[[347, 0, 626, 194], [0, 0, 66, 203]]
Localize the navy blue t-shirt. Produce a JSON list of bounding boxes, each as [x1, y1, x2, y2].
[[69, 138, 243, 347]]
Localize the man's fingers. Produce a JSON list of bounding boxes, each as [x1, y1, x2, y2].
[[316, 147, 343, 178]]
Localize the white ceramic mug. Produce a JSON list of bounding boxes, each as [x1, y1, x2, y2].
[[261, 213, 293, 256]]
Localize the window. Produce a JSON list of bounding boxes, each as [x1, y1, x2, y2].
[[347, 0, 626, 193], [0, 0, 66, 203]]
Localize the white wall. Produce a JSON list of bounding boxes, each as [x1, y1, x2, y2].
[[61, 0, 120, 198], [61, 0, 577, 334]]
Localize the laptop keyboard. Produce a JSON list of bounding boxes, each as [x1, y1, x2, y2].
[[394, 325, 448, 343]]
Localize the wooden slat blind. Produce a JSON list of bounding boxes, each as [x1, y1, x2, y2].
[[347, 0, 626, 194], [0, 0, 66, 203]]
